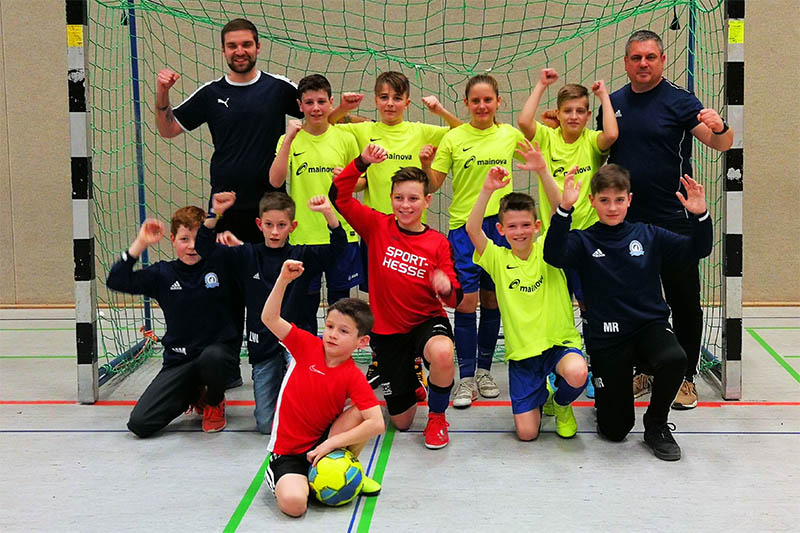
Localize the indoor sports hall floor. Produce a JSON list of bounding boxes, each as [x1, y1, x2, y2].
[[1, 307, 798, 532]]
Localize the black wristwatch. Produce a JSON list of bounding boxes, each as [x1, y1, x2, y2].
[[713, 120, 729, 135]]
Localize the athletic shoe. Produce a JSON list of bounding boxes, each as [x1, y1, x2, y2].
[[186, 385, 207, 416], [365, 358, 381, 389], [414, 357, 427, 388], [643, 422, 681, 461], [423, 412, 450, 449], [542, 379, 555, 417], [475, 368, 500, 398], [633, 373, 653, 398], [585, 371, 595, 399], [672, 380, 698, 410], [552, 401, 578, 438], [360, 475, 381, 497], [452, 377, 477, 409], [202, 399, 226, 433]]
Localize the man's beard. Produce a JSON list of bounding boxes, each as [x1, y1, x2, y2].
[[228, 55, 256, 74]]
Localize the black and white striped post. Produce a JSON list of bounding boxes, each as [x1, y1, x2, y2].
[[723, 0, 744, 400], [67, 0, 98, 404]]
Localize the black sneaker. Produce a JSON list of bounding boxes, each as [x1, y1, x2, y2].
[[365, 359, 381, 389], [644, 422, 681, 461]]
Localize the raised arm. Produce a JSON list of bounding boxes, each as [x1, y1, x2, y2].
[[542, 171, 584, 269], [329, 144, 387, 236], [261, 260, 304, 341], [106, 219, 165, 294], [592, 80, 618, 151], [515, 139, 563, 216], [421, 95, 463, 129], [691, 109, 734, 152], [517, 68, 559, 140], [328, 92, 365, 125], [674, 174, 713, 259], [269, 120, 303, 188], [419, 144, 448, 192], [467, 166, 510, 256], [154, 68, 184, 138]]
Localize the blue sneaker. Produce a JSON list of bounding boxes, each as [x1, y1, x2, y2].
[[585, 371, 595, 399]]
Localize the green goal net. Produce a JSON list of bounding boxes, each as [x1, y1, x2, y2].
[[88, 0, 727, 377]]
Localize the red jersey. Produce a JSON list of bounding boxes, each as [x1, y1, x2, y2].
[[268, 325, 379, 455], [331, 159, 461, 334]]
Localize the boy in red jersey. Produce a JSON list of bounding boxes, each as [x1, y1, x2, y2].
[[330, 144, 463, 449], [261, 260, 384, 517]]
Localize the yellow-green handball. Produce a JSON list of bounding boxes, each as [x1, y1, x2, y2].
[[308, 448, 364, 506]]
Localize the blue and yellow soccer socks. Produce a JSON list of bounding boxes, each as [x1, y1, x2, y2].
[[552, 401, 578, 438], [476, 307, 501, 370], [543, 379, 556, 416], [427, 380, 454, 414], [454, 311, 477, 378], [553, 376, 586, 407]]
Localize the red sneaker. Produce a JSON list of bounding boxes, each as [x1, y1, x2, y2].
[[202, 399, 226, 433], [185, 386, 207, 416], [415, 385, 427, 403], [423, 412, 449, 449]]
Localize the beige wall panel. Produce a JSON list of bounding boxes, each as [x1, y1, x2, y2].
[[0, 5, 16, 303], [743, 1, 800, 303], [2, 0, 72, 303]]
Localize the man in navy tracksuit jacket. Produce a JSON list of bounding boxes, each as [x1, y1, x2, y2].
[[106, 206, 239, 437], [544, 164, 712, 461], [195, 190, 346, 433]]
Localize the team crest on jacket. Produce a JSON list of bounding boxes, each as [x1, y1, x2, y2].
[[628, 240, 644, 257], [204, 272, 220, 288]]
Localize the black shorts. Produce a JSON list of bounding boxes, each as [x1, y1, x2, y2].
[[265, 429, 329, 493], [370, 316, 453, 415]]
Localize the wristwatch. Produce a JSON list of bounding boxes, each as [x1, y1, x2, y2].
[[713, 120, 729, 135]]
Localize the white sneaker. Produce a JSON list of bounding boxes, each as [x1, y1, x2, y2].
[[475, 369, 500, 398], [453, 377, 477, 409]]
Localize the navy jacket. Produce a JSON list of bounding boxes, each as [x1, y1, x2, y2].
[[195, 224, 346, 365], [106, 252, 238, 365], [543, 206, 712, 349]]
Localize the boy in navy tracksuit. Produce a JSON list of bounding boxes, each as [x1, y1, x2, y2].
[[543, 164, 712, 461], [106, 206, 239, 436], [195, 190, 346, 434]]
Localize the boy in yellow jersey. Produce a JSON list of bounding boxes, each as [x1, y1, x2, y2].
[[518, 68, 619, 398], [466, 150, 588, 440], [518, 68, 619, 234], [328, 71, 462, 389], [269, 74, 362, 334]]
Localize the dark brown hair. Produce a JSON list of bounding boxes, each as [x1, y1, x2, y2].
[[328, 298, 374, 336], [391, 167, 430, 196], [590, 164, 631, 194], [498, 192, 537, 223], [375, 71, 410, 98], [221, 19, 258, 46], [258, 192, 296, 219]]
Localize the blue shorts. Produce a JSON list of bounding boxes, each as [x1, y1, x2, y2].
[[508, 346, 583, 415], [448, 215, 509, 293], [309, 241, 363, 292]]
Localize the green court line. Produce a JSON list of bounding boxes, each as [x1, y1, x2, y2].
[[746, 328, 800, 385], [357, 424, 396, 533], [785, 355, 800, 358], [224, 453, 270, 532]]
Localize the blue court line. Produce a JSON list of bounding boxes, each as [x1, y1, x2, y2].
[[347, 434, 382, 533]]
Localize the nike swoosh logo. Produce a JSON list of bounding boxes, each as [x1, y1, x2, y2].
[[551, 158, 563, 163], [505, 265, 519, 269], [293, 152, 304, 157], [462, 146, 473, 152], [370, 137, 381, 142]]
